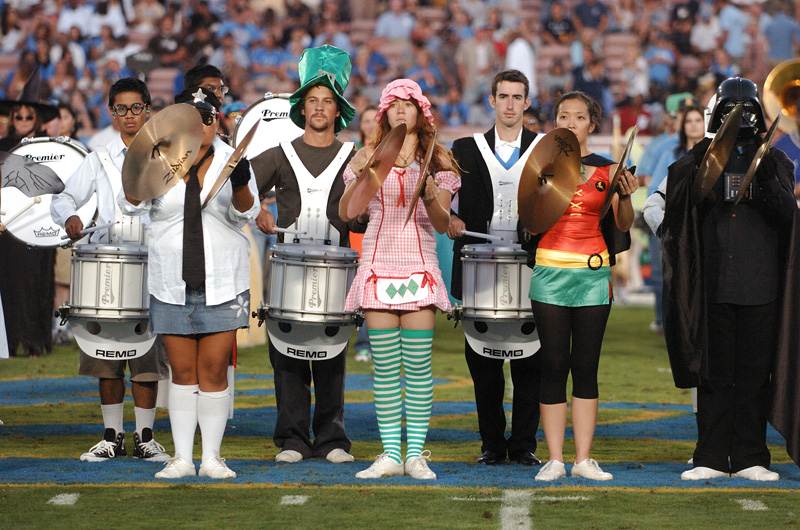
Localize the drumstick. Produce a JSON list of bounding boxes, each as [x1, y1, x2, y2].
[[2, 196, 41, 226], [460, 230, 505, 242], [273, 227, 307, 235], [60, 222, 118, 240]]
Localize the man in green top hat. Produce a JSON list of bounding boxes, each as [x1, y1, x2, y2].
[[250, 45, 367, 465]]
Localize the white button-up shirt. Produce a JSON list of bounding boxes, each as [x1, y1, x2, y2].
[[51, 133, 145, 244], [118, 138, 260, 306], [493, 126, 522, 165]]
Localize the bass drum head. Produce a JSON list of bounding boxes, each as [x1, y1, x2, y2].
[[3, 137, 95, 247], [234, 95, 303, 159]]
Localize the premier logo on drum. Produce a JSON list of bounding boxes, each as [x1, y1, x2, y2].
[[34, 227, 60, 238], [101, 263, 116, 305], [308, 267, 323, 309], [260, 108, 289, 120], [499, 265, 513, 306], [95, 349, 138, 358], [482, 347, 524, 358], [23, 153, 67, 163]]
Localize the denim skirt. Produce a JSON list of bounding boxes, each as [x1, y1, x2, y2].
[[150, 287, 250, 335]]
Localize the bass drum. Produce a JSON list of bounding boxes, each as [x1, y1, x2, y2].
[[233, 93, 303, 159], [2, 137, 95, 247]]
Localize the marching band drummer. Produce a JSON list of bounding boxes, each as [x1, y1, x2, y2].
[[249, 45, 364, 466], [119, 87, 259, 479], [50, 77, 171, 463], [340, 79, 461, 480], [448, 70, 543, 468], [528, 91, 637, 482]]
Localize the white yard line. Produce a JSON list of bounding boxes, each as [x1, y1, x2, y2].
[[735, 499, 768, 511], [533, 495, 590, 502], [500, 490, 533, 530], [47, 493, 80, 505], [280, 495, 309, 505]]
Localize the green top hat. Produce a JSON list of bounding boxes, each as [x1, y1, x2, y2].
[[289, 45, 355, 133]]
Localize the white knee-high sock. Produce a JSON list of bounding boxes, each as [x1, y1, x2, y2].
[[197, 388, 230, 463], [169, 383, 198, 462], [134, 406, 156, 437], [101, 403, 124, 435]]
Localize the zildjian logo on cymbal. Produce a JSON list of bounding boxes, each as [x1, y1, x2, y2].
[[554, 134, 576, 157]]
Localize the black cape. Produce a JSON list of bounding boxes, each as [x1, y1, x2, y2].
[[662, 144, 800, 468]]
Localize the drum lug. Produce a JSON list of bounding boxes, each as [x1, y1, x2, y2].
[[448, 305, 462, 328], [253, 302, 269, 327], [355, 311, 365, 328], [55, 304, 71, 325]]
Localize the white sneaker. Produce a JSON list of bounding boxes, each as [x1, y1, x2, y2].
[[199, 456, 237, 479], [355, 452, 405, 479], [132, 429, 170, 462], [80, 429, 126, 462], [354, 350, 371, 362], [405, 450, 437, 480], [155, 457, 196, 479], [681, 466, 729, 480], [732, 465, 779, 482], [275, 450, 304, 463], [326, 448, 355, 463], [688, 457, 693, 465], [572, 458, 613, 481], [535, 460, 566, 481]]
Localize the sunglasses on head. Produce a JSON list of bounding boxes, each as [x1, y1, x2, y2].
[[111, 103, 147, 116]]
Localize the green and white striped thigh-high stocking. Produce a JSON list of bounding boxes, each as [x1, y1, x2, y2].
[[401, 328, 434, 459], [368, 327, 403, 464]]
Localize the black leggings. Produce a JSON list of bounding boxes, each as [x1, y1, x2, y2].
[[531, 301, 611, 404]]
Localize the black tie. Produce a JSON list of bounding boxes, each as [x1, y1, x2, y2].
[[182, 148, 214, 290]]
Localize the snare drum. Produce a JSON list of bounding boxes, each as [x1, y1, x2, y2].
[[2, 137, 94, 247], [461, 243, 534, 320], [234, 94, 303, 159], [68, 243, 149, 320], [266, 243, 359, 325]]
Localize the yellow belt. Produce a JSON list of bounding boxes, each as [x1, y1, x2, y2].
[[535, 248, 610, 269]]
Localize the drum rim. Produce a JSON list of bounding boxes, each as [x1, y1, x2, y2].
[[72, 243, 149, 254], [232, 93, 292, 145], [13, 135, 89, 155], [270, 243, 360, 259]]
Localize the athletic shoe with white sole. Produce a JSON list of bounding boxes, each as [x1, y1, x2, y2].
[[681, 466, 729, 480], [534, 460, 566, 481], [572, 458, 613, 481], [275, 449, 304, 463], [80, 428, 126, 462], [354, 350, 371, 362], [132, 428, 170, 462], [405, 450, 437, 480], [355, 452, 405, 479], [732, 465, 779, 481], [326, 448, 355, 463], [155, 457, 196, 479], [199, 456, 237, 479]]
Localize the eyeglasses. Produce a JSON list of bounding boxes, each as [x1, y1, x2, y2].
[[14, 114, 35, 121], [200, 111, 217, 126], [111, 103, 147, 116], [202, 84, 229, 97]]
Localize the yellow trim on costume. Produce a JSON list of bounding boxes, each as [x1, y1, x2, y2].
[[535, 248, 610, 269]]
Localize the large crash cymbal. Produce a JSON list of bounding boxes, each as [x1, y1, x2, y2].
[[0, 151, 64, 196], [599, 126, 637, 220], [341, 123, 406, 221], [403, 133, 436, 228], [733, 115, 781, 206], [518, 128, 581, 235], [202, 119, 260, 209], [691, 103, 743, 204], [121, 104, 204, 202]]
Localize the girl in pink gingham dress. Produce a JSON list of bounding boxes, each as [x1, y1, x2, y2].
[[339, 79, 460, 481]]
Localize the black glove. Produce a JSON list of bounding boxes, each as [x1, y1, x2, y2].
[[689, 137, 712, 167], [230, 158, 251, 188], [755, 150, 777, 183]]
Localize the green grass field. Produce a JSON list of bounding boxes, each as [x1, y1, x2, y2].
[[1, 305, 797, 529]]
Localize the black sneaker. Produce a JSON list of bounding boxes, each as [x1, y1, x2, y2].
[[80, 428, 126, 462], [133, 428, 170, 462]]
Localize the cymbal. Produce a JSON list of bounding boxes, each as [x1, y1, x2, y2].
[[121, 104, 204, 202], [518, 128, 581, 235], [202, 119, 260, 209], [733, 115, 781, 206], [403, 133, 436, 228], [691, 104, 743, 204], [599, 125, 637, 220], [0, 151, 64, 196], [341, 123, 406, 221]]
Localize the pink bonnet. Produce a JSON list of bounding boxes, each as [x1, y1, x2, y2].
[[375, 78, 435, 126]]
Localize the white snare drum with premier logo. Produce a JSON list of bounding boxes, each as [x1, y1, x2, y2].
[[2, 137, 95, 247], [262, 243, 360, 360], [458, 243, 540, 360], [234, 94, 303, 159], [59, 243, 155, 360]]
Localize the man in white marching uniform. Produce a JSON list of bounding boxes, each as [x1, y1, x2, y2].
[[448, 69, 543, 467], [251, 46, 367, 464], [51, 77, 169, 462]]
